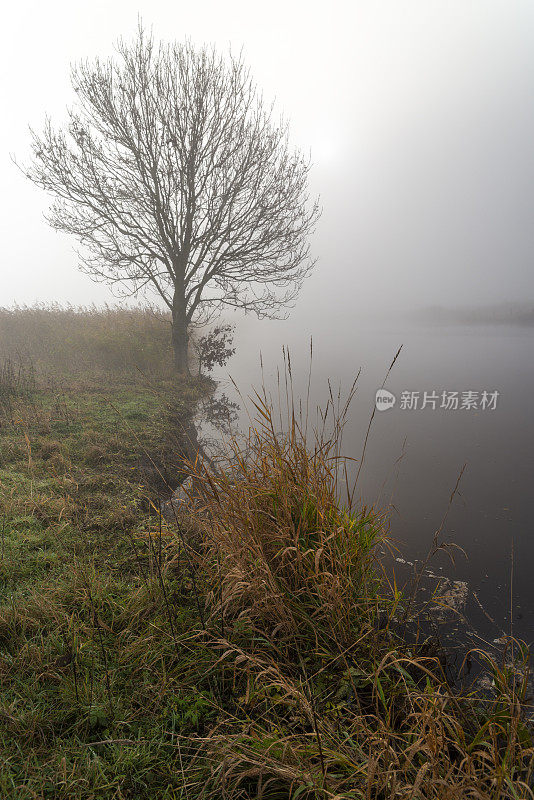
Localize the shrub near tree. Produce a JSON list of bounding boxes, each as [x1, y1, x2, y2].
[[194, 324, 236, 376]]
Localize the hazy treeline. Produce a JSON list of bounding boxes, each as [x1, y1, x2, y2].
[[414, 302, 534, 327]]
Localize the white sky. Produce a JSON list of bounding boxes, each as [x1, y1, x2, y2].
[[1, 0, 534, 315]]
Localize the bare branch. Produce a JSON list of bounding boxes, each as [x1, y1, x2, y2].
[[23, 24, 320, 371]]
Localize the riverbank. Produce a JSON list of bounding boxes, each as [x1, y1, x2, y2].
[[0, 308, 531, 798]]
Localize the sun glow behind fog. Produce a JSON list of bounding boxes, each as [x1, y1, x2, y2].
[[1, 0, 534, 311], [307, 128, 344, 165]]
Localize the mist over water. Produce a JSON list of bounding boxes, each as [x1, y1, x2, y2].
[[217, 314, 534, 644]]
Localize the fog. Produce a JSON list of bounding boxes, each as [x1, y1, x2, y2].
[[2, 7, 534, 782], [2, 0, 534, 322]]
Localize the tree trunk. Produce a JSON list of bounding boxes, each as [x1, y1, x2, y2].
[[171, 292, 189, 375]]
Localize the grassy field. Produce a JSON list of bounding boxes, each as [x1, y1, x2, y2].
[[0, 307, 532, 799], [0, 306, 216, 798]]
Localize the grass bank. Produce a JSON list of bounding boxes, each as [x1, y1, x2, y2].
[[0, 307, 531, 798], [0, 306, 214, 796]]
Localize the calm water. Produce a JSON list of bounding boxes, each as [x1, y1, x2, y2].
[[216, 318, 534, 644]]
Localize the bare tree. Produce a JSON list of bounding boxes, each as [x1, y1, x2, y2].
[[22, 27, 320, 373]]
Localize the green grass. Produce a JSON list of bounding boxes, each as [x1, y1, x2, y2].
[[0, 307, 532, 799], [0, 307, 217, 797], [0, 376, 219, 798]]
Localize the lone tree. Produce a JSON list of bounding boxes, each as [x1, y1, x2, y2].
[[23, 28, 320, 372]]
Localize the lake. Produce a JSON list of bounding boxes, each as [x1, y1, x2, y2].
[[215, 317, 534, 646]]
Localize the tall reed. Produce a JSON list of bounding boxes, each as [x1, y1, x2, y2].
[[179, 371, 533, 800]]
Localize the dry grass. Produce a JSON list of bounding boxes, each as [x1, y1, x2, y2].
[[0, 310, 531, 798], [0, 303, 173, 382], [177, 383, 534, 800]]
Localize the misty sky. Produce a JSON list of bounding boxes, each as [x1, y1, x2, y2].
[[1, 1, 534, 320]]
